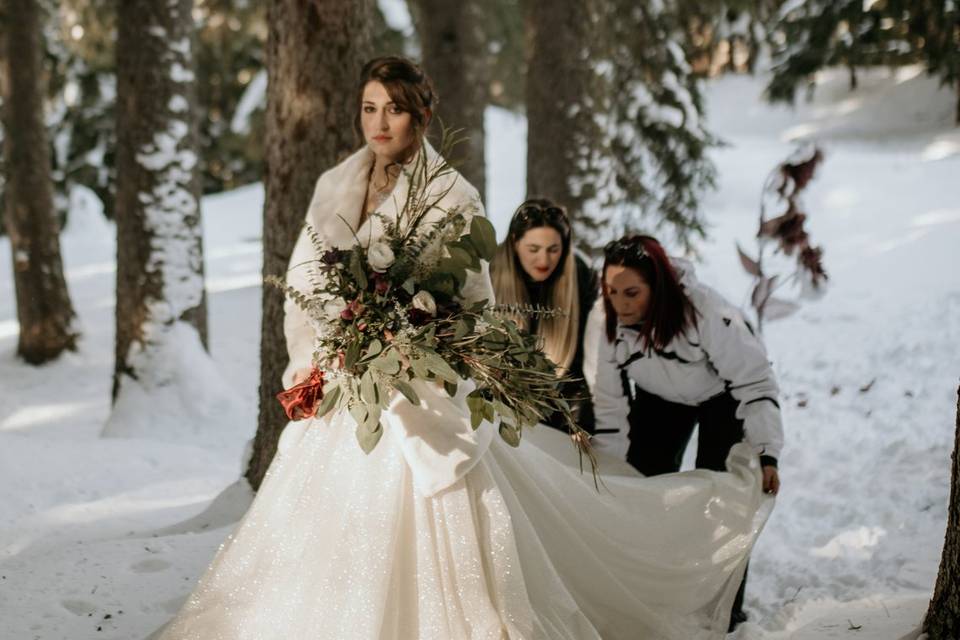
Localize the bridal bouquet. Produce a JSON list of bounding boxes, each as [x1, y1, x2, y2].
[[270, 133, 595, 470]]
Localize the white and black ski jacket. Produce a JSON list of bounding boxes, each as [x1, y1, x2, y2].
[[588, 261, 784, 464]]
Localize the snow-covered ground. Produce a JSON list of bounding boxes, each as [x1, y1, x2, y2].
[[1, 66, 957, 639]]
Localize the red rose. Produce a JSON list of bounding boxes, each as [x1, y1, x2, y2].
[[276, 368, 325, 421]]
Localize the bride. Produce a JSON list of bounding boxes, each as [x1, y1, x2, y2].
[[155, 56, 772, 640]]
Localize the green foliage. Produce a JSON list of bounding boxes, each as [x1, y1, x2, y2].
[[766, 0, 958, 109], [673, 0, 785, 76], [587, 0, 719, 251]]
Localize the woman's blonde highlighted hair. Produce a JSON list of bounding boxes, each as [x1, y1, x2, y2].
[[491, 199, 579, 373]]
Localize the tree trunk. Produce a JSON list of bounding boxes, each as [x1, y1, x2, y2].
[[954, 75, 960, 126], [525, 0, 604, 247], [924, 385, 960, 637], [246, 0, 372, 491], [112, 0, 207, 398], [2, 0, 79, 364], [411, 0, 487, 199]]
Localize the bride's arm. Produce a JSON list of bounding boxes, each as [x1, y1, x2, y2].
[[281, 172, 334, 388], [281, 226, 316, 388]]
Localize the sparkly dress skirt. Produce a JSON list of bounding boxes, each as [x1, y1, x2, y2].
[[154, 398, 770, 640]]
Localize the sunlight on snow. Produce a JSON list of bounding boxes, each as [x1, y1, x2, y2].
[[810, 526, 886, 560]]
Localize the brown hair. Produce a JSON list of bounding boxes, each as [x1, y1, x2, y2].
[[354, 56, 436, 143], [491, 198, 580, 372], [601, 235, 698, 350]]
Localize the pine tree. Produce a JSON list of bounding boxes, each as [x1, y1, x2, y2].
[[910, 0, 960, 124], [676, 0, 784, 76], [600, 0, 718, 251], [410, 0, 488, 198], [109, 0, 207, 417], [193, 0, 268, 193], [527, 0, 717, 252], [2, 0, 79, 363], [766, 0, 937, 105], [50, 0, 117, 219], [924, 385, 960, 637], [247, 0, 373, 491]]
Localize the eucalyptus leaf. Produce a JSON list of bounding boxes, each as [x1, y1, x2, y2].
[[394, 379, 421, 406], [409, 356, 430, 380], [316, 383, 342, 418], [349, 403, 367, 426], [465, 392, 484, 415], [453, 318, 470, 341], [370, 349, 402, 375], [499, 422, 521, 447], [446, 245, 473, 270], [355, 420, 383, 454], [449, 238, 481, 271], [423, 352, 459, 383], [360, 370, 380, 405], [344, 341, 361, 369], [362, 339, 383, 361], [482, 400, 495, 423], [469, 216, 497, 260], [443, 380, 458, 397]]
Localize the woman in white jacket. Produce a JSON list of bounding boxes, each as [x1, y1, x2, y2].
[[591, 234, 783, 630]]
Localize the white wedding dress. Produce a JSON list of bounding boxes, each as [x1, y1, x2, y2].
[[155, 145, 772, 640]]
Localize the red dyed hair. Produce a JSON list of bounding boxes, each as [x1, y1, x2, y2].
[[602, 235, 698, 350]]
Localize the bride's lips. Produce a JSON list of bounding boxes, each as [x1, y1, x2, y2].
[[372, 135, 392, 142]]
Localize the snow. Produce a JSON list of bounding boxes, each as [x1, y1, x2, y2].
[[2, 67, 959, 639], [229, 69, 266, 136]]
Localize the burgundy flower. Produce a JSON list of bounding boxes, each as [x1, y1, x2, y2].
[[799, 245, 828, 287], [321, 249, 344, 265], [340, 299, 364, 321], [373, 273, 391, 295], [407, 308, 433, 326]]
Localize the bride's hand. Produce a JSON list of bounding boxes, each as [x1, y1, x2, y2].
[[762, 465, 780, 495], [291, 367, 313, 385]]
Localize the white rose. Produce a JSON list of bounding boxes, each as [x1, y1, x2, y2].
[[367, 241, 395, 272], [412, 290, 437, 316]]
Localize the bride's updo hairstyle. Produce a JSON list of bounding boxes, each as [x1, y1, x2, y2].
[[601, 234, 698, 350], [354, 56, 436, 143]]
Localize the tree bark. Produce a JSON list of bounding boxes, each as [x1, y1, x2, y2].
[[411, 0, 487, 199], [924, 385, 960, 638], [526, 0, 591, 211], [113, 0, 207, 397], [526, 0, 607, 246], [954, 75, 960, 126], [2, 0, 79, 364], [246, 0, 372, 490]]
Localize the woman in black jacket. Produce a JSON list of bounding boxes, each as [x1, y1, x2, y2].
[[491, 198, 598, 433]]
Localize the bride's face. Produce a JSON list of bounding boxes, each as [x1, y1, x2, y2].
[[604, 265, 651, 325], [361, 81, 416, 162]]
